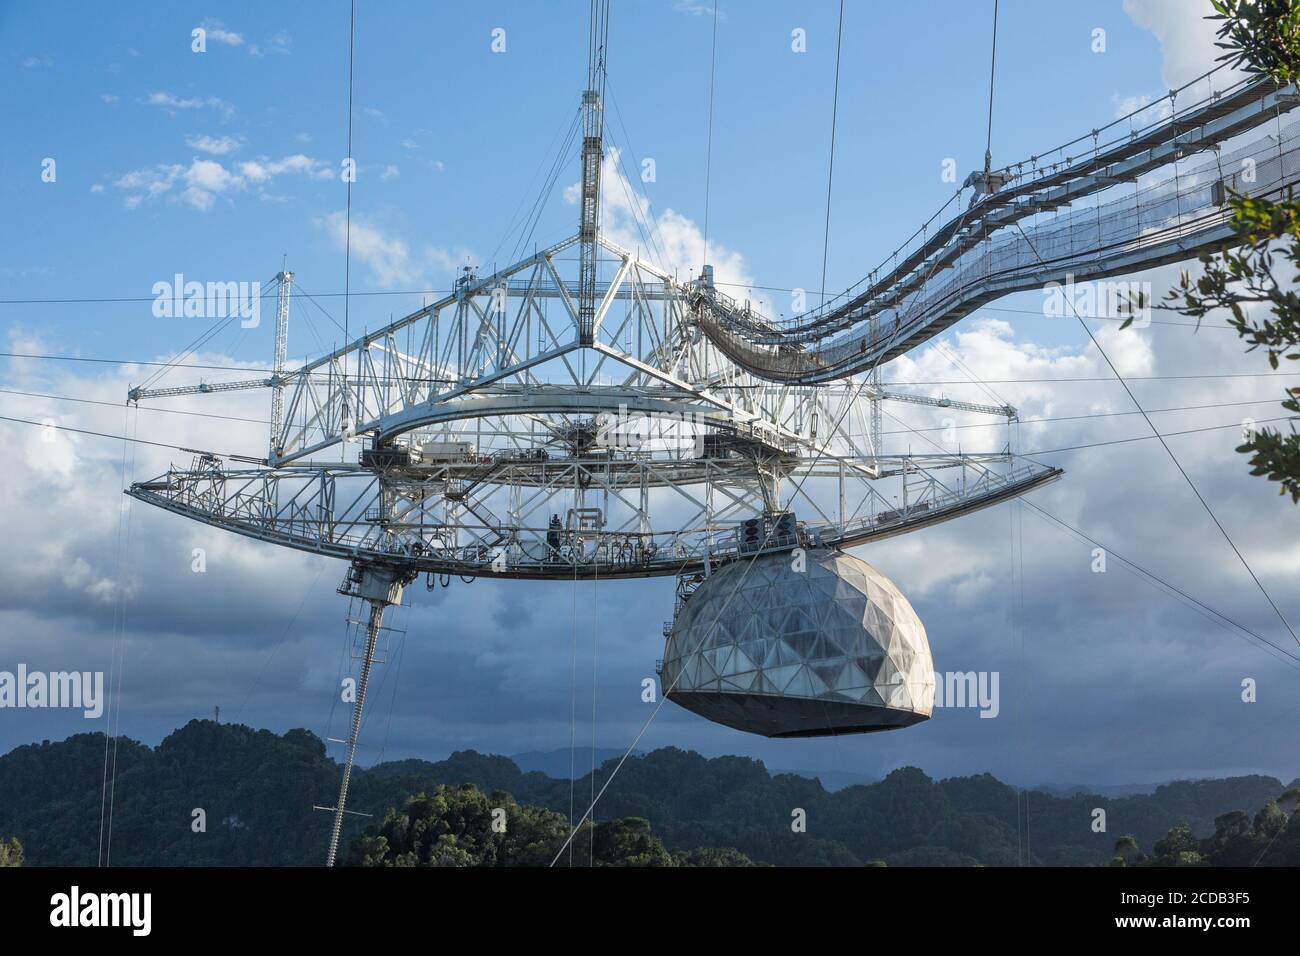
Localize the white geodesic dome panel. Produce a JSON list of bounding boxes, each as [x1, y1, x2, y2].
[[660, 549, 934, 737]]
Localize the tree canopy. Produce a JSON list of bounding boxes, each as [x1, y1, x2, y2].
[[0, 721, 1293, 867], [1135, 1, 1300, 499]]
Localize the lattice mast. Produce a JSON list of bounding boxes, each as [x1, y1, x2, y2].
[[270, 270, 293, 456], [577, 0, 609, 346]]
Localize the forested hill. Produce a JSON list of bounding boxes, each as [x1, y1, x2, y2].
[[0, 720, 1295, 866]]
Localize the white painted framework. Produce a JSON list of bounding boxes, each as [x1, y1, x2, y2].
[[128, 231, 1059, 580]]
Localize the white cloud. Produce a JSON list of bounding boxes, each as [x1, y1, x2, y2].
[[21, 55, 52, 68], [321, 214, 417, 288], [199, 19, 244, 47], [0, 335, 340, 746], [320, 213, 472, 289], [114, 164, 183, 197], [1112, 92, 1161, 120], [566, 147, 762, 307], [186, 134, 240, 156], [113, 159, 245, 211], [181, 159, 240, 210], [247, 30, 291, 57], [238, 154, 333, 184], [113, 150, 334, 211], [145, 91, 235, 118], [674, 1, 725, 20], [1107, 4, 1246, 174], [381, 164, 400, 180], [100, 94, 119, 105], [1123, 0, 1246, 90]]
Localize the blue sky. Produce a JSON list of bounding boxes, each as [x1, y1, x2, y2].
[[2, 0, 1299, 798], [3, 0, 1169, 355]]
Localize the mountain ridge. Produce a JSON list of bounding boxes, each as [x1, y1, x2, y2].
[[1, 720, 1295, 866]]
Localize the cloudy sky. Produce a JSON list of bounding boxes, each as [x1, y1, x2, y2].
[[1, 0, 1298, 792]]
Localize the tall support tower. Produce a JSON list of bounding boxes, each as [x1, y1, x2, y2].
[[270, 270, 293, 456], [577, 0, 609, 346], [324, 562, 412, 867]]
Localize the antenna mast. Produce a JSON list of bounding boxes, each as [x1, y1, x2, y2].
[[270, 270, 293, 456], [577, 0, 609, 346]]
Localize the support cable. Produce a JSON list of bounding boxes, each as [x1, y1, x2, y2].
[[818, 0, 846, 306], [983, 0, 1000, 177], [0, 414, 267, 463], [590, 556, 598, 867], [98, 404, 132, 866], [1021, 414, 1295, 455], [103, 406, 139, 865], [131, 272, 281, 396], [606, 84, 672, 267], [342, 0, 357, 439], [489, 103, 583, 267], [880, 401, 1300, 669], [511, 111, 584, 264], [1013, 221, 1300, 650], [700, 0, 719, 270], [568, 483, 579, 867], [1021, 497, 1300, 669]]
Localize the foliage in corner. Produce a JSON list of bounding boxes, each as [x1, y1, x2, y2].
[[1138, 3, 1300, 501], [1160, 192, 1300, 501], [1210, 0, 1300, 83], [0, 836, 22, 867]]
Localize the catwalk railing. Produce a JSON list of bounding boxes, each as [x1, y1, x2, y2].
[[694, 79, 1300, 383]]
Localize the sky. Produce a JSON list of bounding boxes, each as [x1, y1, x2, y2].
[[1, 0, 1298, 792]]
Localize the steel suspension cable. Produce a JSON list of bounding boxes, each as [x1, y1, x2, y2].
[[701, 0, 719, 270], [878, 402, 1300, 669], [1012, 221, 1300, 650], [98, 403, 132, 866], [341, 0, 357, 443], [818, 0, 846, 306], [0, 413, 266, 462], [983, 0, 999, 177]]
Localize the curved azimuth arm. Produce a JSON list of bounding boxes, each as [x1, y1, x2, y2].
[[690, 74, 1300, 383], [755, 74, 1299, 343]]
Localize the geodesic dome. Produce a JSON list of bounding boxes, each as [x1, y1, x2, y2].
[[660, 548, 934, 737]]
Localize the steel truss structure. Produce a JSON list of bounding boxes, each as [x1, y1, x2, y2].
[[121, 6, 1298, 863], [123, 9, 1060, 861], [128, 229, 1059, 580]]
